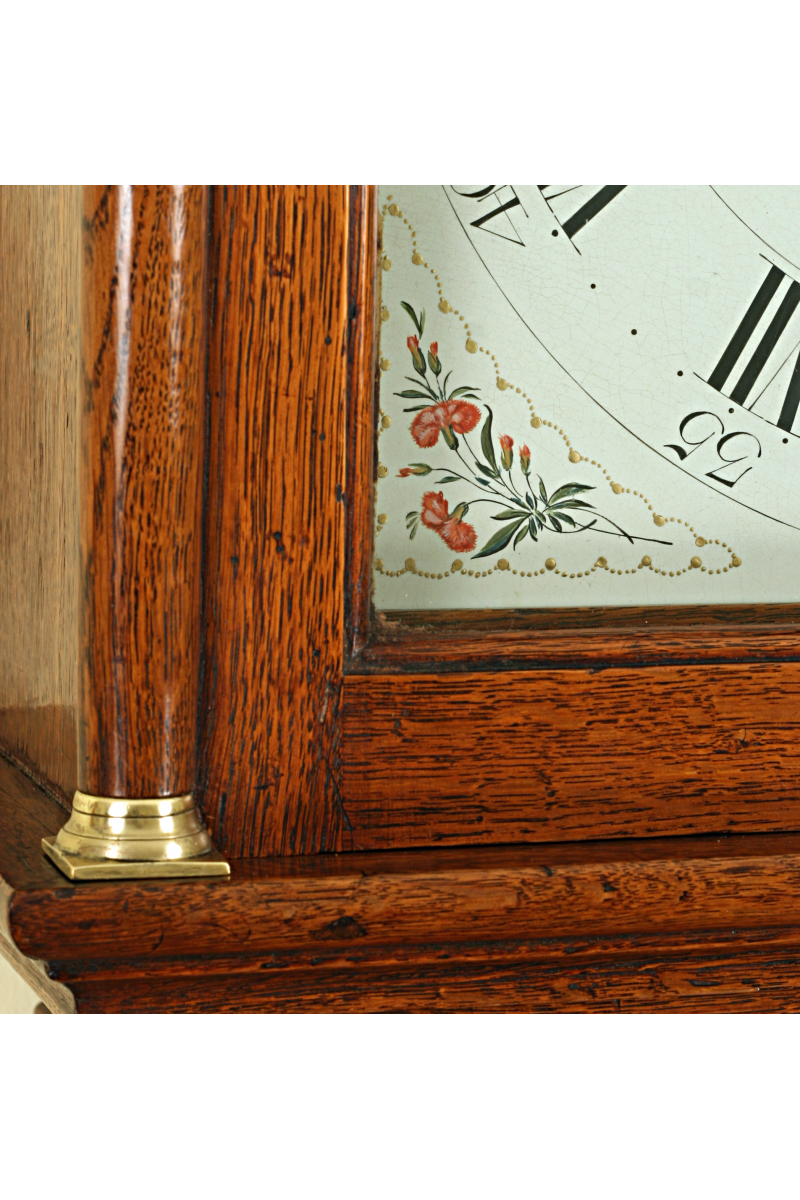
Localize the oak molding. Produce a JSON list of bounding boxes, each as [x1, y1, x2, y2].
[[6, 754, 800, 1012]]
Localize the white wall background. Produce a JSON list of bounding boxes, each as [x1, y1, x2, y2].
[[0, 950, 43, 1013]]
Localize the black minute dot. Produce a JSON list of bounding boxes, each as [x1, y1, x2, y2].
[[324, 335, 332, 345], [590, 283, 596, 289], [551, 230, 559, 237], [728, 408, 734, 414], [631, 329, 637, 336], [783, 438, 789, 444], [677, 370, 683, 376]]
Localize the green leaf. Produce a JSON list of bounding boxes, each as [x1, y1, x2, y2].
[[404, 376, 437, 395], [406, 510, 419, 520], [481, 406, 499, 475], [400, 301, 421, 335], [436, 475, 460, 484], [442, 371, 453, 395], [513, 524, 529, 549], [449, 386, 481, 398], [409, 523, 417, 540], [395, 389, 432, 399], [548, 482, 595, 504], [472, 519, 525, 559], [528, 518, 538, 542], [475, 461, 498, 478], [491, 508, 529, 521], [549, 514, 563, 533], [538, 477, 548, 505], [419, 308, 426, 337], [552, 499, 595, 511], [551, 511, 577, 527], [525, 491, 536, 509]]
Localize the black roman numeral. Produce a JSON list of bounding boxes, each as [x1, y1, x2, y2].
[[706, 262, 800, 432], [450, 186, 526, 244], [777, 352, 800, 433], [539, 185, 626, 243]]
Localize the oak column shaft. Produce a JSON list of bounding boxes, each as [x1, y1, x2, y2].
[[78, 185, 208, 798]]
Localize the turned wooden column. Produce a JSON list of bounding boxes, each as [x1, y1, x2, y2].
[[78, 185, 208, 799]]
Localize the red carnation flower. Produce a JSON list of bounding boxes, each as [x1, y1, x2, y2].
[[410, 399, 481, 450], [397, 463, 432, 477], [407, 335, 425, 373], [420, 491, 477, 552], [499, 433, 514, 470]]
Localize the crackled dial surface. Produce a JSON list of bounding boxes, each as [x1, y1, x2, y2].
[[374, 186, 800, 610]]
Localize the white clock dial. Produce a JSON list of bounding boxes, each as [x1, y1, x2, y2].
[[373, 186, 800, 610]]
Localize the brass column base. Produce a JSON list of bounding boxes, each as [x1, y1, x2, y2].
[[42, 791, 230, 880]]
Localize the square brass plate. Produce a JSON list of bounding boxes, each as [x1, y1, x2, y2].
[[42, 836, 231, 880]]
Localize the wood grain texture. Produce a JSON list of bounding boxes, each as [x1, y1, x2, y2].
[[344, 186, 379, 658], [50, 947, 800, 1013], [7, 753, 800, 1010], [0, 187, 80, 801], [358, 603, 800, 671], [198, 186, 349, 856], [11, 753, 800, 960], [79, 186, 207, 797], [342, 663, 800, 848]]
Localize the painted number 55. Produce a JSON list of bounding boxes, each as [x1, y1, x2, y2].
[[665, 411, 762, 488]]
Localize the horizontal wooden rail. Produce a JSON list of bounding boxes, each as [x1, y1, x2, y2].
[[5, 753, 800, 1011]]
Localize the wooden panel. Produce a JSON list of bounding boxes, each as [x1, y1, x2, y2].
[[198, 186, 349, 856], [355, 603, 800, 671], [11, 752, 800, 961], [7, 751, 800, 1011], [0, 187, 80, 803], [79, 186, 207, 798], [341, 664, 800, 848], [52, 946, 800, 1013], [345, 185, 379, 658]]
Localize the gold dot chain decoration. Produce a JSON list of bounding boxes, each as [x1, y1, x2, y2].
[[376, 195, 742, 581]]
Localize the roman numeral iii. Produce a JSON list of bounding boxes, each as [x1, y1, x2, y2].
[[706, 261, 800, 433]]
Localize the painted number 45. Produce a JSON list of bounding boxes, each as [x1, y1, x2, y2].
[[665, 411, 762, 487]]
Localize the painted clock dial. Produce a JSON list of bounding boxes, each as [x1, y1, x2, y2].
[[373, 186, 800, 610]]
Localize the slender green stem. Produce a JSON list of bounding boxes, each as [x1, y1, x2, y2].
[[506, 467, 525, 501], [451, 445, 510, 503], [459, 434, 519, 502], [555, 516, 673, 545]]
